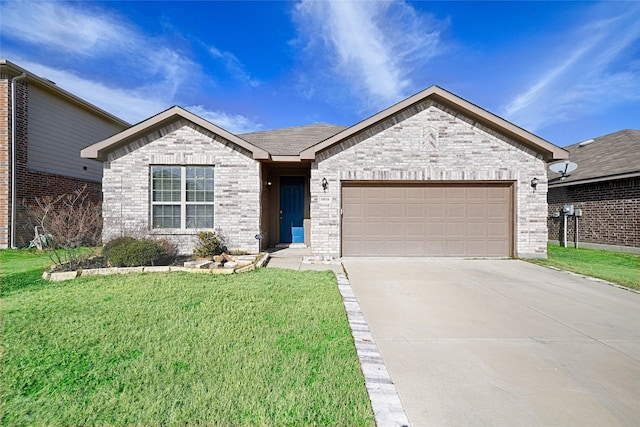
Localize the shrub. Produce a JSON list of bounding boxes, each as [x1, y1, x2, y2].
[[105, 238, 172, 267], [23, 185, 102, 269], [102, 236, 136, 258], [193, 231, 224, 259]]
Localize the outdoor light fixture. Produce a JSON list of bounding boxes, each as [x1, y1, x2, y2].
[[530, 177, 539, 190], [321, 177, 328, 191], [266, 180, 272, 190]]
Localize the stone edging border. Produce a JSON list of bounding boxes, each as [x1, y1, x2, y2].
[[540, 264, 640, 294], [43, 253, 271, 282], [335, 272, 410, 427]]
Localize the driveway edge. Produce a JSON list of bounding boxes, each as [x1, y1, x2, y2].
[[335, 272, 410, 427]]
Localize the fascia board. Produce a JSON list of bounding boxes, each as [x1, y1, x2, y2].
[[549, 171, 640, 188]]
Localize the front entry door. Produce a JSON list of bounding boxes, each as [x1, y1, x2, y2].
[[279, 176, 305, 243]]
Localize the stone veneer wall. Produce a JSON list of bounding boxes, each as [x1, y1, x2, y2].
[[311, 100, 549, 259], [102, 120, 261, 255], [548, 177, 640, 248]]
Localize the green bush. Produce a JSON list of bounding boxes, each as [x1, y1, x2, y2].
[[193, 231, 224, 259], [105, 238, 172, 267], [102, 236, 136, 258]]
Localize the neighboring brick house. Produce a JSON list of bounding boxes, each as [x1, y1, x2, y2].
[[82, 86, 568, 259], [0, 60, 129, 248], [548, 129, 640, 252]]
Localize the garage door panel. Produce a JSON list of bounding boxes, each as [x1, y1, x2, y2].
[[385, 223, 405, 238], [426, 240, 446, 256], [467, 223, 487, 236], [447, 203, 466, 218], [386, 204, 405, 218], [406, 203, 425, 217], [365, 203, 384, 217], [342, 183, 512, 257]]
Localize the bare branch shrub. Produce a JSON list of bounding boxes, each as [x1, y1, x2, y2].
[[24, 185, 102, 270]]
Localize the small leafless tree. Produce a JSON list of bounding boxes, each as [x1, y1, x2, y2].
[[25, 185, 102, 269]]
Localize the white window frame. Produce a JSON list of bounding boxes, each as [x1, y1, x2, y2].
[[150, 166, 215, 230]]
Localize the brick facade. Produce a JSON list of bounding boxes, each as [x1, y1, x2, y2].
[[311, 100, 549, 259], [0, 78, 10, 247], [101, 120, 261, 255], [0, 69, 109, 247], [548, 177, 640, 248]]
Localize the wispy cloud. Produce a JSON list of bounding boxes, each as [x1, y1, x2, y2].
[[503, 4, 640, 131], [1, 1, 260, 133], [185, 105, 263, 134], [293, 0, 447, 110], [8, 58, 167, 124], [208, 46, 261, 88]]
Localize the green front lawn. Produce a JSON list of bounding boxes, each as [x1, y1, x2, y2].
[[531, 245, 640, 290], [1, 250, 374, 426]]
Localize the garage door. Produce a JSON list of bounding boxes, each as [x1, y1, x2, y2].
[[342, 183, 513, 257]]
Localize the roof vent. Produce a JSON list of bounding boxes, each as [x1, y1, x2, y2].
[[578, 139, 594, 147]]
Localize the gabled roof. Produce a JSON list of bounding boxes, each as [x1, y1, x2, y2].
[[1, 59, 129, 128], [240, 123, 346, 157], [300, 85, 568, 162], [81, 106, 269, 161], [548, 129, 640, 187]]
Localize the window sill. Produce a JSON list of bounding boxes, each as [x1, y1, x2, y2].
[[149, 229, 216, 236]]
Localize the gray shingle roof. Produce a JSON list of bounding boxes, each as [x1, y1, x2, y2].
[[549, 129, 640, 185], [239, 123, 347, 156]]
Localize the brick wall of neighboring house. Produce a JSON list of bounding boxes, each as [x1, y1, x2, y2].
[[0, 77, 10, 247], [312, 99, 549, 259], [0, 75, 102, 247], [548, 177, 640, 248]]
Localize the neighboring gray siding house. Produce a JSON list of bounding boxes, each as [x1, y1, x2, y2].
[[548, 129, 640, 252], [82, 86, 567, 258], [0, 60, 129, 248]]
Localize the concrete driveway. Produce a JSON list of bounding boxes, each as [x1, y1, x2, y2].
[[342, 258, 640, 427]]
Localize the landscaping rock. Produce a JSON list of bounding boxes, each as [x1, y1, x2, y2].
[[48, 271, 78, 281]]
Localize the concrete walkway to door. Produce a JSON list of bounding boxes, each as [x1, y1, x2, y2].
[[342, 258, 640, 427]]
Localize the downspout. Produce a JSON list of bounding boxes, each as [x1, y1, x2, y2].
[[10, 71, 27, 248]]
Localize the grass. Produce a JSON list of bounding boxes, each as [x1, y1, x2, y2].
[[530, 245, 640, 290], [1, 250, 375, 426], [0, 248, 54, 296]]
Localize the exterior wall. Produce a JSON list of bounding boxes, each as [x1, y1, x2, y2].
[[27, 85, 119, 182], [0, 69, 127, 247], [311, 100, 549, 259], [0, 77, 11, 247], [102, 120, 262, 255], [548, 177, 640, 248]]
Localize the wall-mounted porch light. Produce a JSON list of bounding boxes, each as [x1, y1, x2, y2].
[[321, 177, 328, 192], [530, 177, 539, 190], [266, 180, 272, 190]]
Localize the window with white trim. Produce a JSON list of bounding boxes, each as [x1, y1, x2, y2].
[[151, 166, 214, 229]]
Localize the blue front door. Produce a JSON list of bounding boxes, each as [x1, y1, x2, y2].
[[280, 176, 305, 243]]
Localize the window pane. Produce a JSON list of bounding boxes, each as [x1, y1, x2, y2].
[[152, 167, 181, 202], [186, 167, 214, 202], [186, 205, 214, 228], [153, 205, 180, 228]]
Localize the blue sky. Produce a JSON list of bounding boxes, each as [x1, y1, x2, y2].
[[1, 1, 639, 146]]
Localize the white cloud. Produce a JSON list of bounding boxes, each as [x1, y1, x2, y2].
[[1, 1, 255, 129], [185, 105, 263, 134], [293, 0, 447, 110], [1, 1, 129, 54], [503, 4, 640, 131], [209, 47, 261, 88], [9, 58, 168, 124]]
